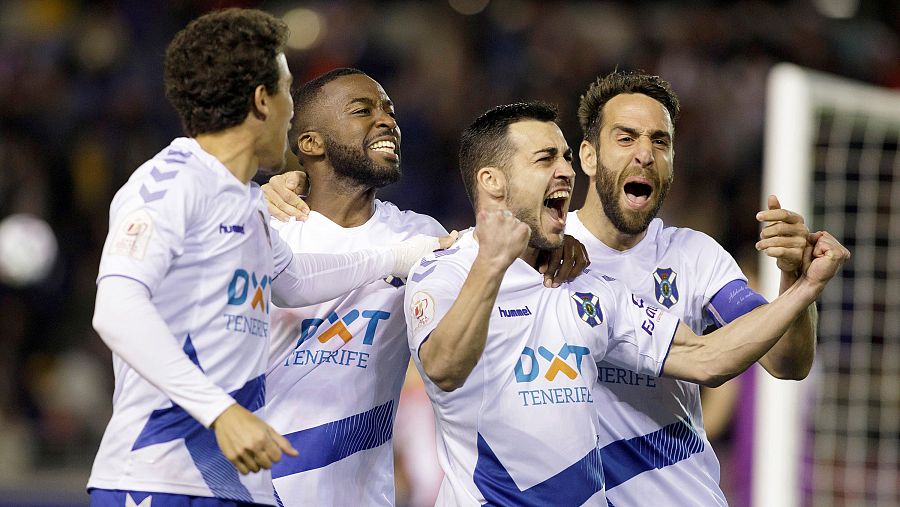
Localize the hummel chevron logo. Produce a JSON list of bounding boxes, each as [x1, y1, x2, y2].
[[150, 166, 178, 181], [139, 184, 167, 203]]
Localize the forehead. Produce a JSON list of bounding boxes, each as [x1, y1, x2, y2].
[[601, 93, 672, 134], [507, 120, 567, 155], [321, 74, 391, 107]]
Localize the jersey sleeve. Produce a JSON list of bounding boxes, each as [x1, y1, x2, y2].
[[689, 231, 766, 328], [404, 253, 467, 356], [578, 275, 680, 377], [97, 167, 199, 294]]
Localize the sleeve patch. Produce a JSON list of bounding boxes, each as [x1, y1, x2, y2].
[[109, 209, 154, 260], [707, 279, 768, 326], [410, 291, 436, 333]]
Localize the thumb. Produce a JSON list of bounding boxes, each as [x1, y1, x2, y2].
[[285, 171, 302, 191], [439, 230, 459, 249], [768, 194, 781, 210], [273, 431, 298, 457]]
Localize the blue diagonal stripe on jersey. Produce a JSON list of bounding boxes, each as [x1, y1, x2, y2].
[[271, 399, 394, 479], [600, 419, 705, 490], [132, 336, 265, 502], [473, 433, 605, 506]]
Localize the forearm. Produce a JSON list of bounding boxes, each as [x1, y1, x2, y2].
[[272, 249, 393, 307], [758, 270, 817, 379], [419, 258, 504, 391], [92, 276, 235, 427], [666, 277, 821, 387]]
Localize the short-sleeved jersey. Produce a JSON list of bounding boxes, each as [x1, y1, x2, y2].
[[88, 138, 293, 505], [404, 230, 679, 507], [567, 212, 748, 507], [264, 200, 446, 506]]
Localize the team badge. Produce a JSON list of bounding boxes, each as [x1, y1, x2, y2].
[[410, 291, 435, 332], [571, 292, 602, 327], [654, 267, 679, 308]]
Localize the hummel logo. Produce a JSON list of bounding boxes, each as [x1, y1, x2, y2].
[[498, 306, 532, 318]]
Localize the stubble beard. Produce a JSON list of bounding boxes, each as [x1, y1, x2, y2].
[[509, 200, 564, 251]]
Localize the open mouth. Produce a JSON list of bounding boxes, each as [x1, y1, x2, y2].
[[623, 179, 653, 208], [368, 139, 398, 159], [542, 190, 570, 226]]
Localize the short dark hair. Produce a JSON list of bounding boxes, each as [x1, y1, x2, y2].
[[458, 101, 558, 208], [288, 68, 369, 156], [164, 8, 289, 137], [577, 70, 680, 144]]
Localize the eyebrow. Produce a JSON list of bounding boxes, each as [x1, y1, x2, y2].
[[613, 124, 672, 141], [347, 97, 394, 109], [532, 147, 573, 159]]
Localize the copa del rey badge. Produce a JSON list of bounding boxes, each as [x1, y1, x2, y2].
[[571, 291, 602, 327], [410, 291, 435, 333], [654, 267, 679, 308]]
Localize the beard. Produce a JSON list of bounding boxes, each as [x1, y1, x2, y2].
[[323, 133, 401, 189], [595, 162, 671, 235], [510, 202, 564, 251]]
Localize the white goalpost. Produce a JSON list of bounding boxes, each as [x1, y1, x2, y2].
[[755, 63, 900, 507]]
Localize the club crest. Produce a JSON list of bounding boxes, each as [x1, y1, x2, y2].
[[654, 268, 679, 308], [571, 291, 602, 327]]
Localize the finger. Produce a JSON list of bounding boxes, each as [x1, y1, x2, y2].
[[761, 246, 796, 259], [285, 171, 302, 191], [236, 452, 258, 474], [231, 456, 250, 475], [549, 241, 577, 287], [768, 194, 780, 210], [252, 446, 274, 471], [273, 431, 299, 457], [438, 230, 459, 249], [756, 208, 803, 224], [755, 237, 808, 251], [540, 246, 563, 277], [759, 221, 809, 240]]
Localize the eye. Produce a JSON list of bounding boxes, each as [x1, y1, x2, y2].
[[563, 152, 573, 162], [617, 135, 634, 144], [653, 138, 670, 147], [353, 108, 370, 115]]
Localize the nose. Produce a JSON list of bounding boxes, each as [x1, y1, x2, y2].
[[376, 109, 397, 131], [633, 136, 655, 168], [555, 158, 576, 185]]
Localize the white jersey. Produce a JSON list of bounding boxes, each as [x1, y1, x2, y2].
[[266, 201, 446, 506], [405, 230, 679, 507], [567, 212, 747, 507], [89, 138, 293, 504]]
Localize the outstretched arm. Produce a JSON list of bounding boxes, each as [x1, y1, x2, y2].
[[754, 195, 817, 379], [418, 209, 530, 392], [664, 230, 849, 386]]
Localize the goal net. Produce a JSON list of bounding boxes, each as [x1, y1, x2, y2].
[[754, 63, 900, 507]]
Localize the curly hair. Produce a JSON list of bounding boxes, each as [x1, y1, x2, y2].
[[164, 8, 289, 137], [458, 101, 558, 208], [577, 70, 680, 145]]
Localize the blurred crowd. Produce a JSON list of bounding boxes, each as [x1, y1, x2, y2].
[[0, 0, 897, 502]]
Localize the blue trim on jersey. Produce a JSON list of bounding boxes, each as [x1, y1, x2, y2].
[[132, 364, 266, 503], [271, 399, 394, 479], [599, 420, 705, 490], [707, 279, 767, 327], [90, 488, 271, 506], [473, 433, 604, 506], [656, 323, 679, 376]]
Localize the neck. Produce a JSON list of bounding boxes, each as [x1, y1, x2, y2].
[[578, 185, 647, 251], [305, 167, 378, 227], [195, 128, 258, 184]]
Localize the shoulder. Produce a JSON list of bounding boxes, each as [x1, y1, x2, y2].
[[375, 200, 448, 236], [655, 219, 726, 257]]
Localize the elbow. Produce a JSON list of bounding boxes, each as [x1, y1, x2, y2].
[[695, 371, 731, 388], [422, 363, 467, 392], [767, 361, 812, 381], [92, 305, 119, 349]]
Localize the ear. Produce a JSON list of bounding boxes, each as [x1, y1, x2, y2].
[[251, 84, 270, 121], [297, 131, 324, 157], [476, 166, 507, 208], [579, 140, 597, 178]]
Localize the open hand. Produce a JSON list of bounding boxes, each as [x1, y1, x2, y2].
[[263, 171, 310, 221], [536, 234, 590, 288], [211, 403, 298, 475]]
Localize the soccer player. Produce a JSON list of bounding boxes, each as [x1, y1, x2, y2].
[[571, 70, 822, 505], [259, 68, 587, 506], [403, 102, 848, 506], [88, 12, 447, 507]]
